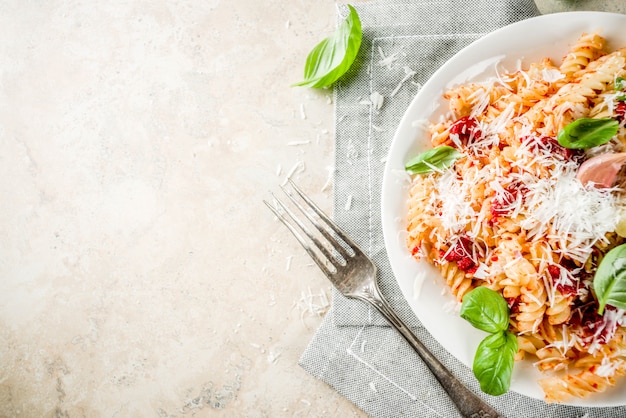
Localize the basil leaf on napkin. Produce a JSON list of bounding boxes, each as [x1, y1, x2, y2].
[[292, 4, 362, 88]]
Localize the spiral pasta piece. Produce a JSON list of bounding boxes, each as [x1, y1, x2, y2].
[[559, 32, 606, 81], [539, 368, 616, 402]]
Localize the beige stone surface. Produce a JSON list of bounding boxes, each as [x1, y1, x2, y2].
[[1, 1, 624, 417], [0, 1, 367, 416]]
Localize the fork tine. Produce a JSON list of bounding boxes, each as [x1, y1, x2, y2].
[[286, 179, 359, 256], [269, 192, 343, 266], [279, 185, 353, 262], [263, 198, 335, 277]]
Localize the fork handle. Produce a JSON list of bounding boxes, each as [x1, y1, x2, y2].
[[363, 293, 503, 418]]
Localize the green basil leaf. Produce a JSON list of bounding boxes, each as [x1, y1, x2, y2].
[[292, 5, 362, 88], [405, 145, 464, 175], [616, 77, 626, 91], [460, 287, 510, 333], [557, 118, 619, 149], [594, 243, 626, 314], [473, 331, 517, 396]]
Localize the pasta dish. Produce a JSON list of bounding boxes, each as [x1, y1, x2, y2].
[[405, 32, 626, 402]]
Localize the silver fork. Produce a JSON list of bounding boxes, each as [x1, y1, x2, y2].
[[265, 180, 502, 418]]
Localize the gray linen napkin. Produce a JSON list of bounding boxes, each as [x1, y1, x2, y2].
[[300, 1, 626, 416]]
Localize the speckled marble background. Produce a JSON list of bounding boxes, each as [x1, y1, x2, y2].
[[1, 0, 625, 417], [0, 1, 362, 416]]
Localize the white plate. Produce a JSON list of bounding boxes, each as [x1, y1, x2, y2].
[[381, 12, 626, 406]]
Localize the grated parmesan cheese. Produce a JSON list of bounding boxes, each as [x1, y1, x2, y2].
[[588, 308, 625, 354], [287, 140, 311, 146], [519, 167, 620, 263], [286, 255, 293, 271], [377, 45, 402, 69], [595, 355, 621, 377], [293, 287, 330, 323], [370, 91, 384, 110], [281, 161, 305, 186], [320, 165, 335, 192], [344, 194, 353, 211], [541, 68, 565, 83], [412, 270, 426, 300], [434, 169, 477, 234], [267, 350, 282, 364], [390, 66, 417, 97], [473, 263, 489, 280], [411, 119, 430, 131]]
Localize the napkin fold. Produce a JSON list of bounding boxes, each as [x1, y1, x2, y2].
[[300, 1, 626, 416]]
